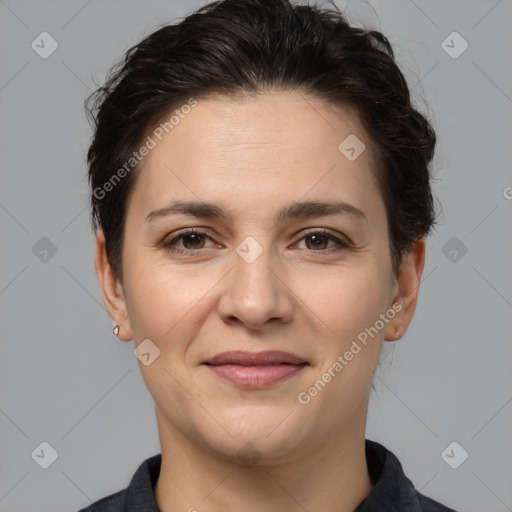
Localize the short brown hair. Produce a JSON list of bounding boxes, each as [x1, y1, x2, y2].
[[86, 0, 438, 281]]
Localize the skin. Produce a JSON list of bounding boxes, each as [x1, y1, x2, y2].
[[95, 90, 425, 512]]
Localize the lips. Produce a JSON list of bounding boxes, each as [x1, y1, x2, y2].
[[202, 350, 309, 389], [203, 350, 307, 366]]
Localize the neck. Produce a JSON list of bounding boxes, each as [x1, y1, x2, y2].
[[154, 405, 373, 512]]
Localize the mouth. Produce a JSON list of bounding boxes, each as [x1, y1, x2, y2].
[[202, 350, 309, 389], [203, 350, 308, 366]]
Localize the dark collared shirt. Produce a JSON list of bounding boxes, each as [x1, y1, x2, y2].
[[77, 439, 459, 511]]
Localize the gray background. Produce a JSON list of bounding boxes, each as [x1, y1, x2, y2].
[[1, 1, 511, 511]]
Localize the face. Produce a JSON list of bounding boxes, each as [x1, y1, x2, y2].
[[96, 90, 424, 464]]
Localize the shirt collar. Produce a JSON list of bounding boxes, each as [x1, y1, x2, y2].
[[354, 439, 425, 511], [123, 439, 426, 511]]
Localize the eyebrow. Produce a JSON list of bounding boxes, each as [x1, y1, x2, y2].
[[145, 199, 368, 226]]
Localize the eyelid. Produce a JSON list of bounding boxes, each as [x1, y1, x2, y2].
[[295, 227, 350, 245], [163, 227, 216, 250], [161, 227, 351, 255]]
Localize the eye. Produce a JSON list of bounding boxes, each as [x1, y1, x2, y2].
[[161, 228, 350, 255], [162, 228, 214, 254], [294, 229, 350, 253]]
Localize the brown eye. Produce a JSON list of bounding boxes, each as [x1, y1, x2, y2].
[[179, 232, 206, 250], [304, 233, 330, 250], [296, 230, 350, 253], [161, 228, 349, 256], [162, 229, 213, 253]]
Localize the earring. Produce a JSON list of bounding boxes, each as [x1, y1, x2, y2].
[[395, 328, 400, 340], [113, 324, 120, 337]]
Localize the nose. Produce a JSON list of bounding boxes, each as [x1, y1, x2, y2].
[[217, 240, 294, 331]]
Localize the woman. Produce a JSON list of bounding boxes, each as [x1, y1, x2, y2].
[[80, 0, 458, 510]]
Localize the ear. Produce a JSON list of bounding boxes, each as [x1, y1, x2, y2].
[[95, 228, 133, 341], [383, 236, 426, 342]]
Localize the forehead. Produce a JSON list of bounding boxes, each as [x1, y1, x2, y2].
[[126, 91, 384, 225], [150, 91, 374, 162]]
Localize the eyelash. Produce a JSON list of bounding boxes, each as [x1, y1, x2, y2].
[[161, 228, 350, 256]]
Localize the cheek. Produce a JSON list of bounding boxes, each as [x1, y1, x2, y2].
[[310, 268, 388, 389], [122, 253, 201, 343], [309, 267, 387, 337]]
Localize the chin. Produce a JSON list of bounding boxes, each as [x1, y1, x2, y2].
[[200, 407, 307, 465]]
